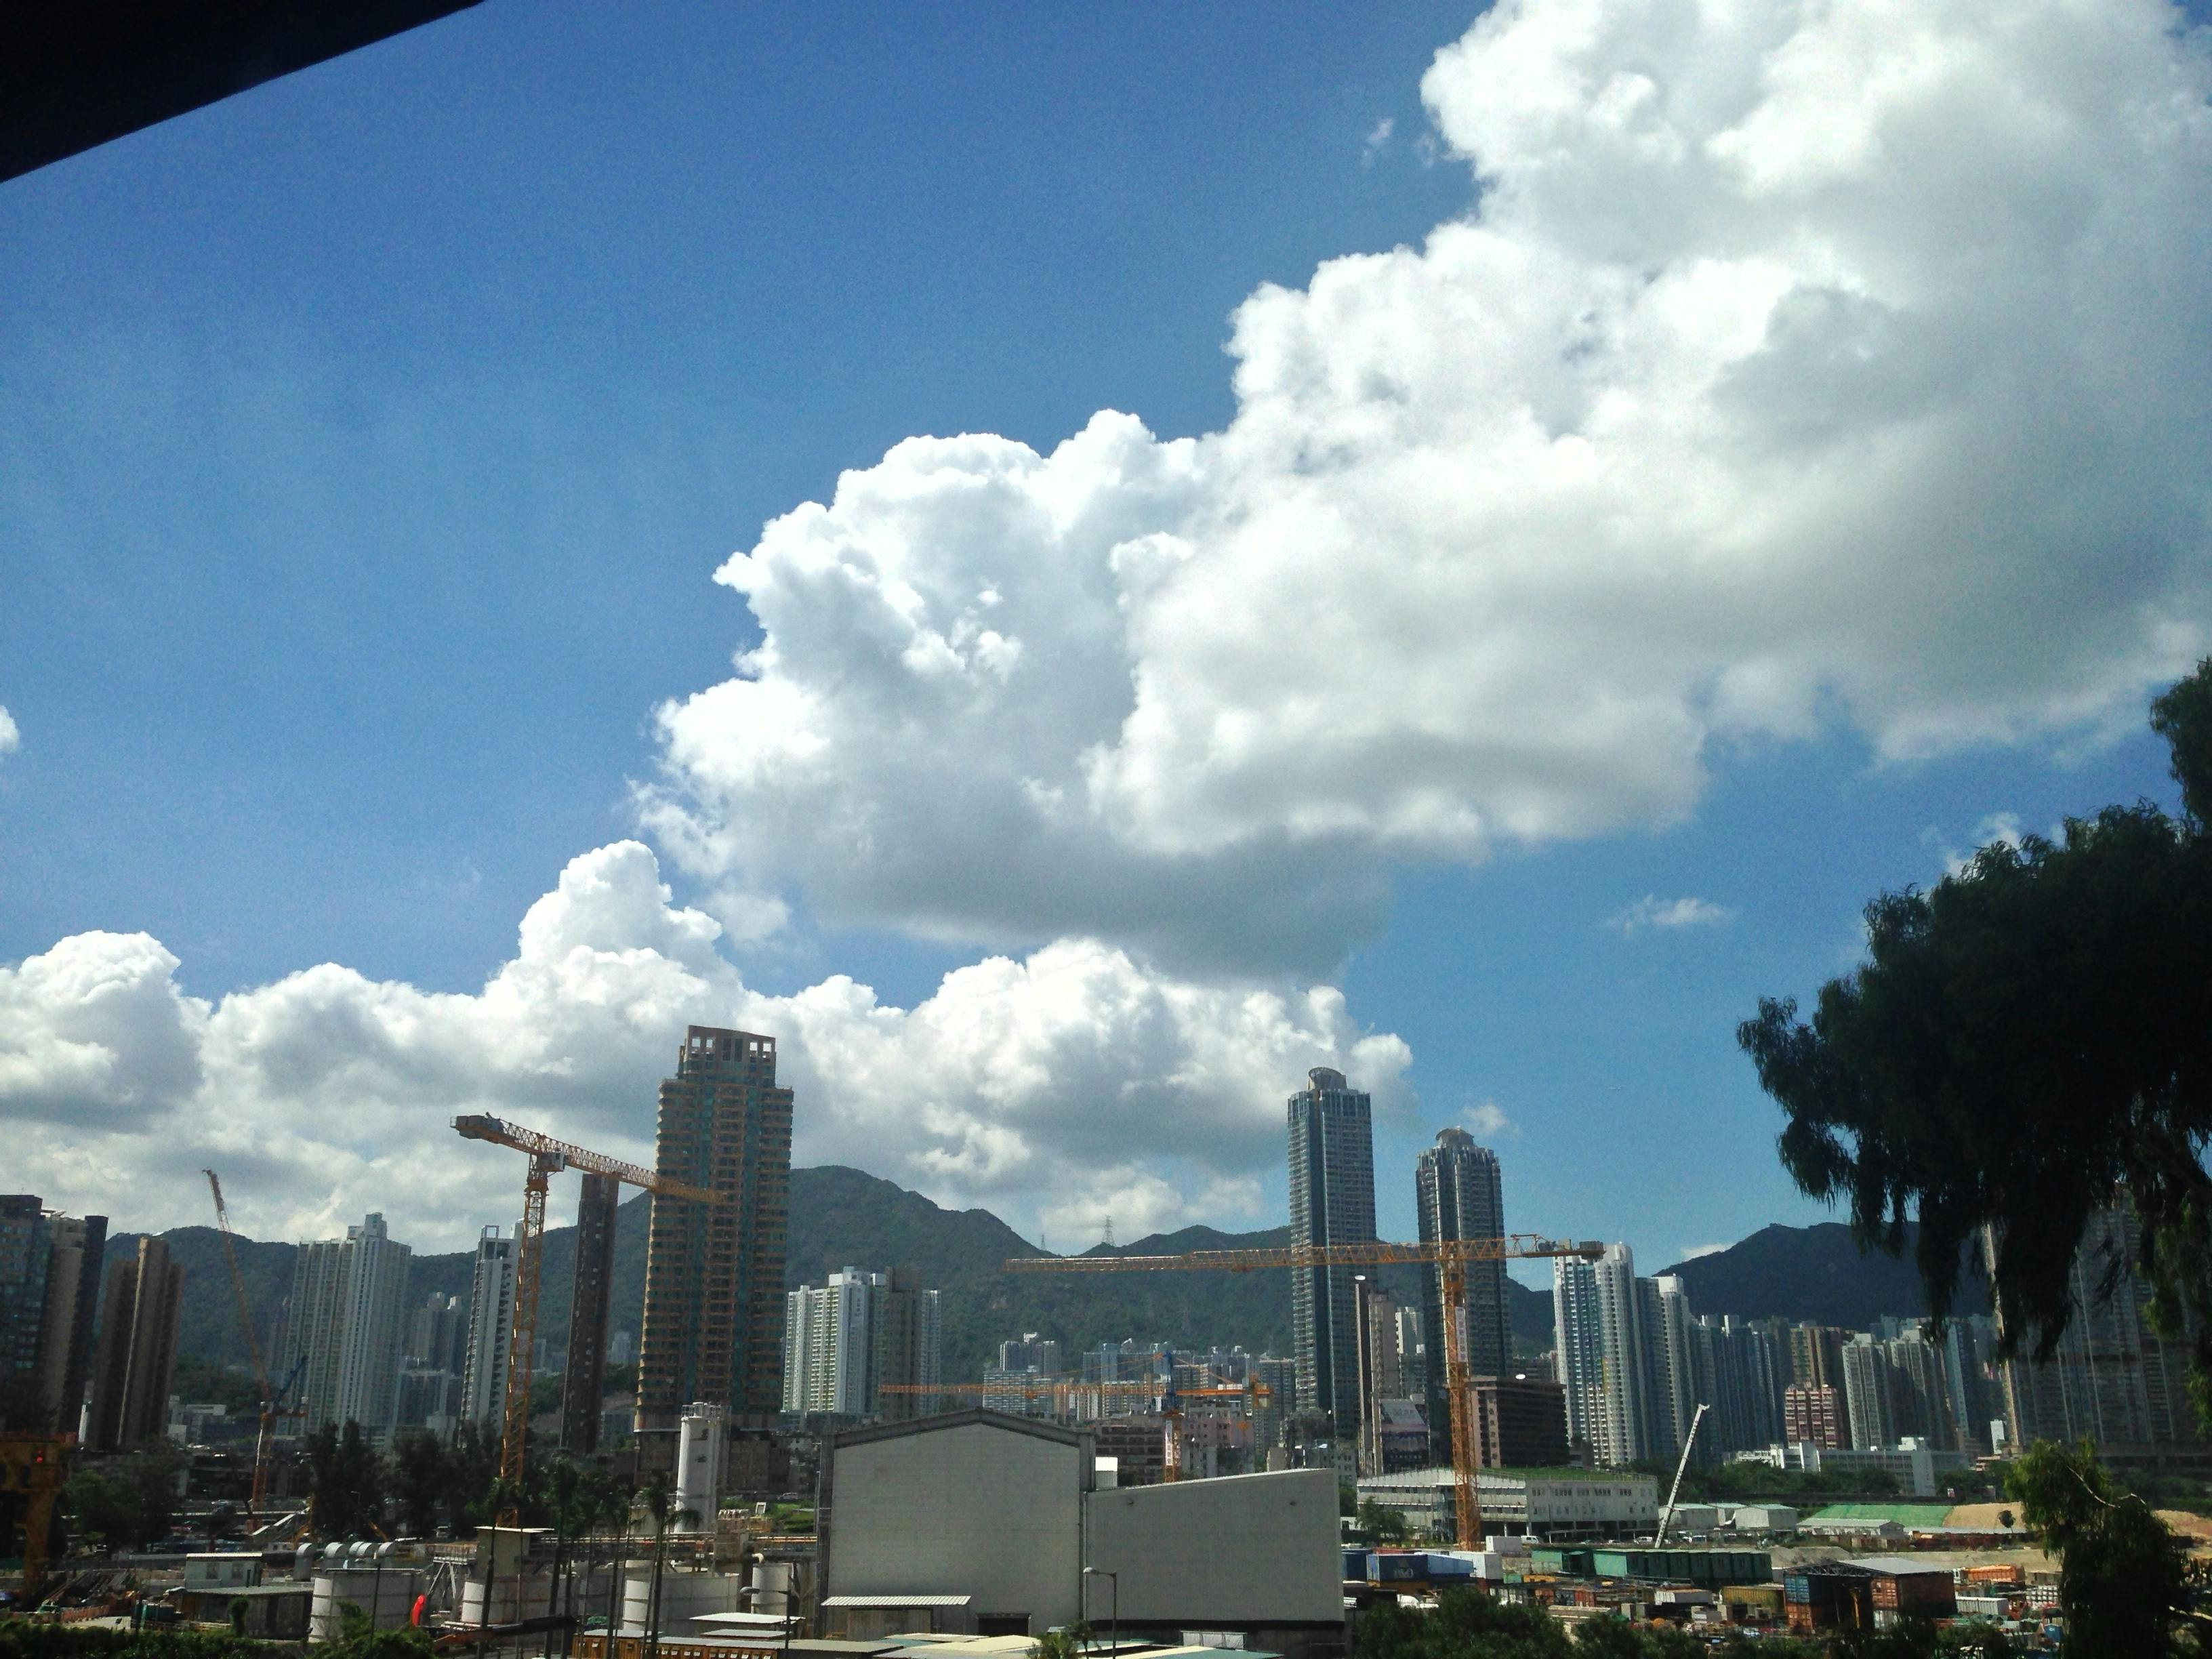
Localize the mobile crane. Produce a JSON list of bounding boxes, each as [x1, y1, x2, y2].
[[203, 1169, 306, 1525]]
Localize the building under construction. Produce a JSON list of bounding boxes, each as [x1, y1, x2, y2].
[[636, 1027, 793, 1435]]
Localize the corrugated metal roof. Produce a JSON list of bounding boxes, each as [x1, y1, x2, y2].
[[1803, 1503, 1952, 1525], [821, 1595, 975, 1608], [1846, 1555, 1954, 1578]]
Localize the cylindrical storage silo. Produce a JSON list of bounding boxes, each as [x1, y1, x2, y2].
[[674, 1402, 726, 1534], [751, 1559, 797, 1616]]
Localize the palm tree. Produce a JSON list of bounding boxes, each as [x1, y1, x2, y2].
[[544, 1459, 585, 1658], [594, 1469, 630, 1643], [638, 1471, 699, 1659]]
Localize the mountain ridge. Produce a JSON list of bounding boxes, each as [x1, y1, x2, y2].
[[112, 1171, 1965, 1398]]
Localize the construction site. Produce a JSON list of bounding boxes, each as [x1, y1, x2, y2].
[[1, 1032, 2165, 1654]]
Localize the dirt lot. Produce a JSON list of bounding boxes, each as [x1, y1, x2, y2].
[[2157, 1509, 2212, 1553], [1943, 1503, 2022, 1530], [1773, 1542, 2054, 1574]]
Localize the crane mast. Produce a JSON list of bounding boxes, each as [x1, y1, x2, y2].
[[203, 1170, 296, 1524], [451, 1114, 722, 1525], [1654, 1401, 1710, 1545], [1006, 1233, 1602, 1549]]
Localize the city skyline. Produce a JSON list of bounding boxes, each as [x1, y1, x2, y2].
[[7, 0, 2211, 1282]]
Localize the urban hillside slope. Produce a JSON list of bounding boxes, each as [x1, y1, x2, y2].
[[108, 1169, 1975, 1397]]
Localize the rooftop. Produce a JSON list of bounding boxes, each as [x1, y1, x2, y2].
[[1845, 1555, 1959, 1578], [1361, 1466, 1653, 1488], [1801, 1504, 1953, 1526]]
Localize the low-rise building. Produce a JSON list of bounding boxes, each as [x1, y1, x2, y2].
[[1738, 1441, 1969, 1496], [1356, 1467, 1657, 1540], [1848, 1555, 1959, 1627], [815, 1409, 1343, 1654], [1467, 1374, 1569, 1470], [1715, 1504, 1798, 1534], [1783, 1563, 1876, 1635], [1525, 1545, 1772, 1587], [1090, 1466, 1343, 1646], [1092, 1418, 1168, 1486]]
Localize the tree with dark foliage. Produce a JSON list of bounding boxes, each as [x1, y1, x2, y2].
[[1740, 660, 2212, 1429], [2007, 1439, 2205, 1656], [388, 1428, 447, 1538], [304, 1420, 388, 1539], [1352, 1589, 1571, 1659], [62, 1441, 188, 1552]]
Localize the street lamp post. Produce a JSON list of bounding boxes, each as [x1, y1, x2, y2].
[[1082, 1568, 1118, 1659]]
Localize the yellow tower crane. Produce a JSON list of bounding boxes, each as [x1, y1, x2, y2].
[[1005, 1234, 1603, 1549], [451, 1115, 723, 1525]]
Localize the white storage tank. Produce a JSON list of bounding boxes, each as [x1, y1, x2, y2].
[[621, 1564, 747, 1635], [310, 1559, 419, 1638], [751, 1560, 798, 1616], [676, 1402, 727, 1535]]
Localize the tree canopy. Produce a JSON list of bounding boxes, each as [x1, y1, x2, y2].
[[1740, 661, 2212, 1423], [2005, 1439, 2203, 1656]]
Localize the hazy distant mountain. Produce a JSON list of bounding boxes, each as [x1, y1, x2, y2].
[[126, 1176, 1973, 1399], [1658, 1221, 1988, 1329], [169, 1167, 1317, 1388]]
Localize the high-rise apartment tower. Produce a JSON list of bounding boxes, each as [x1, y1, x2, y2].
[[637, 1026, 793, 1431], [35, 1211, 106, 1433], [1553, 1242, 1669, 1466], [781, 1265, 939, 1420], [287, 1213, 413, 1443], [0, 1198, 53, 1395], [459, 1227, 516, 1431], [86, 1236, 183, 1452], [560, 1173, 621, 1452], [1989, 1206, 2203, 1453], [1414, 1127, 1510, 1452], [1286, 1066, 1376, 1429]]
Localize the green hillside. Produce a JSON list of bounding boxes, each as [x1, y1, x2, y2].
[[102, 1225, 297, 1372], [132, 1174, 1984, 1400], [140, 1168, 1327, 1386], [440, 1166, 1547, 1385]]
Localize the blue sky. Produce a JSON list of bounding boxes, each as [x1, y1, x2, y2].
[[3, 0, 2205, 1275]]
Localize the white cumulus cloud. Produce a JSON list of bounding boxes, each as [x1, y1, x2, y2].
[[1935, 810, 2035, 876], [644, 0, 2212, 977], [0, 843, 1410, 1248], [1605, 895, 1735, 935], [0, 706, 18, 758], [1460, 1099, 1516, 1139]]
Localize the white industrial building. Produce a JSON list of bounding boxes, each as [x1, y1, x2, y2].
[[1356, 1467, 1658, 1540], [1088, 1465, 1342, 1629], [816, 1410, 1343, 1654], [1733, 1439, 1969, 1497]]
